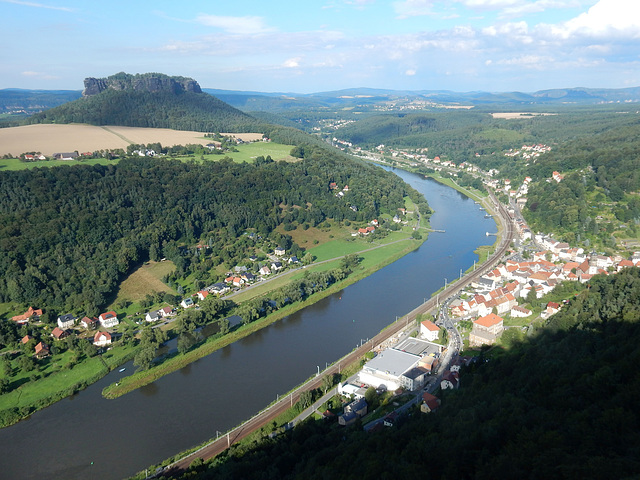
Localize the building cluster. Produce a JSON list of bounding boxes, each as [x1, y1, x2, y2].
[[504, 144, 552, 160], [12, 308, 126, 359]]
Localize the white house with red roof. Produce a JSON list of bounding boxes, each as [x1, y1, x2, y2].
[[197, 290, 209, 301], [420, 319, 440, 342], [98, 311, 119, 328], [93, 331, 112, 347]]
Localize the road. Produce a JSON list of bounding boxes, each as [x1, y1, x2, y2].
[[161, 190, 515, 477]]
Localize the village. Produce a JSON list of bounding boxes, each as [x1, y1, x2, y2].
[[314, 167, 640, 431]]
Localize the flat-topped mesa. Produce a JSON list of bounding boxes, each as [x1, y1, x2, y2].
[[82, 72, 202, 97]]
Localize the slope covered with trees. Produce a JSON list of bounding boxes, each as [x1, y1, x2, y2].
[[176, 269, 640, 480], [28, 88, 261, 133], [0, 154, 415, 314]]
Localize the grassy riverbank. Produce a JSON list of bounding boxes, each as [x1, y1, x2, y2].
[[0, 344, 136, 427], [102, 235, 424, 399]]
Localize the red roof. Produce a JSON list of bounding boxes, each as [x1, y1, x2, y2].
[[474, 313, 503, 328], [94, 331, 111, 342], [51, 327, 67, 339], [99, 311, 117, 320], [421, 319, 439, 332], [12, 306, 43, 322]]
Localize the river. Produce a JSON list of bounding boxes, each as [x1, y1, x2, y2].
[[0, 168, 496, 480]]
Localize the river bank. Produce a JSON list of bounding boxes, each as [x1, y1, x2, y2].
[[102, 233, 425, 399], [0, 172, 497, 480]]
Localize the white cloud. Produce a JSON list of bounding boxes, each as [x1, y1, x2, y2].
[[560, 0, 640, 38], [283, 57, 302, 68], [2, 0, 72, 11], [195, 14, 274, 34], [405, 69, 417, 75]]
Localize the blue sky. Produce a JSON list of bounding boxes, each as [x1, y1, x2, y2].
[[2, 0, 639, 93]]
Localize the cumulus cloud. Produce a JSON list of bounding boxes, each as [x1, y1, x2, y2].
[[195, 14, 274, 34], [558, 0, 640, 38], [405, 69, 417, 75]]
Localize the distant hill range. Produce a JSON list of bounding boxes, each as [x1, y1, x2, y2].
[[205, 86, 640, 112], [3, 79, 640, 121], [24, 72, 260, 132]]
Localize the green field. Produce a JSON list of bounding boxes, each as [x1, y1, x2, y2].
[[0, 343, 136, 426], [203, 142, 296, 163], [0, 141, 295, 171]]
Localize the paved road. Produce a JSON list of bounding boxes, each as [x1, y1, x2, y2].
[[161, 191, 515, 477]]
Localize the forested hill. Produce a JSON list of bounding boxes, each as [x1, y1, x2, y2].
[[182, 269, 640, 480], [0, 155, 414, 314], [28, 72, 261, 132]]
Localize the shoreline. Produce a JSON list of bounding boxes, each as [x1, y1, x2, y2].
[[129, 167, 507, 477], [102, 235, 425, 399]]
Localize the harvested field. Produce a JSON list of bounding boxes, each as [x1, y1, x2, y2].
[[0, 124, 264, 156], [110, 261, 176, 305], [490, 112, 557, 119]]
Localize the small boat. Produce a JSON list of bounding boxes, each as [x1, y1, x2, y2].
[[484, 214, 492, 218], [119, 368, 126, 373]]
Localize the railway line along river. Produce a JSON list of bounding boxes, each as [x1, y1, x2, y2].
[[0, 168, 497, 480]]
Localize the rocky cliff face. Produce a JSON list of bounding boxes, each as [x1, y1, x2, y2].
[[82, 72, 202, 96]]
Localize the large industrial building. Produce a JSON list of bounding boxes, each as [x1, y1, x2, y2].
[[358, 337, 443, 391]]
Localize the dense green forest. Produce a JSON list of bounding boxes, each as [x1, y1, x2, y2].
[[174, 268, 640, 480], [0, 154, 416, 314]]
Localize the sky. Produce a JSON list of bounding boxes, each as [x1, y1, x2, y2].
[[2, 0, 640, 93]]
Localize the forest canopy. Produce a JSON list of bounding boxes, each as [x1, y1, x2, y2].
[[0, 154, 415, 314]]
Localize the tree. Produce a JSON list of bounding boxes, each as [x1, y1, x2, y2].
[[133, 346, 156, 371], [321, 375, 334, 394], [177, 332, 197, 354], [299, 390, 313, 410]]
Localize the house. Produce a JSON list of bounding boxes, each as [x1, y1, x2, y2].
[[288, 256, 298, 264], [469, 313, 504, 347], [259, 266, 271, 276], [440, 371, 459, 390], [51, 327, 69, 340], [145, 310, 161, 322], [420, 319, 440, 342], [57, 313, 76, 329], [339, 398, 368, 426], [34, 342, 50, 358], [510, 305, 532, 318], [98, 311, 119, 328], [160, 306, 173, 317], [80, 316, 99, 330], [274, 246, 286, 256], [181, 298, 194, 309], [420, 392, 441, 413], [209, 283, 230, 295], [21, 335, 34, 344], [271, 262, 283, 271], [93, 331, 112, 347], [12, 306, 43, 324], [383, 411, 399, 427], [53, 152, 79, 160], [197, 290, 209, 301]]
